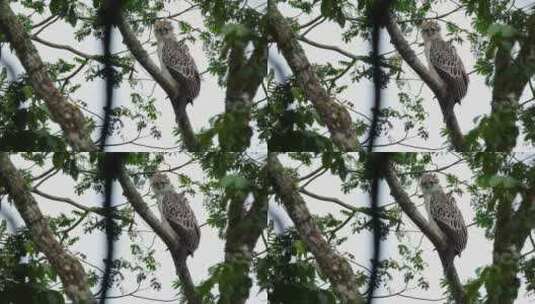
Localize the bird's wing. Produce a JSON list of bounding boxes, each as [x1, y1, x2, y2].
[[162, 39, 199, 80], [161, 39, 201, 103], [430, 39, 469, 103], [161, 191, 200, 254], [431, 192, 467, 255]]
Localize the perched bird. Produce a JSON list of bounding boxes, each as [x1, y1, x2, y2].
[[421, 21, 469, 105], [153, 20, 201, 107], [420, 173, 467, 268], [150, 173, 200, 257]]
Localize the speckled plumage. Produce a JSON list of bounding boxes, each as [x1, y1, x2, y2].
[[151, 173, 200, 256], [421, 21, 468, 104], [154, 20, 200, 105], [420, 173, 467, 264]]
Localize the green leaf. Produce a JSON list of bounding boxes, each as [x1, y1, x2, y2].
[[52, 152, 66, 168], [487, 23, 516, 38], [220, 175, 249, 191], [49, 0, 66, 16], [294, 240, 306, 257], [21, 85, 33, 99], [320, 0, 346, 27], [488, 175, 518, 189]]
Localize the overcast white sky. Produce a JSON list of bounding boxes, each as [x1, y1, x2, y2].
[[2, 153, 534, 303]]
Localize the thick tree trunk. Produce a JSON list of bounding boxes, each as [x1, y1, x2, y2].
[[487, 191, 535, 304], [267, 154, 365, 303], [218, 192, 268, 304], [223, 37, 267, 151], [0, 153, 95, 303], [267, 5, 360, 151], [0, 1, 95, 151]]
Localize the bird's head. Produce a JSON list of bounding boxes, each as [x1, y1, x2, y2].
[[420, 20, 441, 41], [150, 173, 171, 194], [154, 19, 174, 41], [420, 173, 440, 193]]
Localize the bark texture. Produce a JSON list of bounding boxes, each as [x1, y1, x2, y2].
[[0, 1, 95, 151], [223, 36, 267, 151], [492, 14, 535, 110], [118, 166, 200, 304], [0, 153, 94, 304], [267, 154, 364, 304], [267, 6, 360, 151], [487, 189, 535, 304], [488, 14, 535, 151], [218, 191, 268, 304]]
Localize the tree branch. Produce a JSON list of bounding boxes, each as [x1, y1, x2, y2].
[[0, 153, 94, 304], [31, 35, 129, 69], [383, 160, 466, 304], [297, 35, 368, 61], [267, 5, 360, 151], [384, 14, 465, 151], [117, 166, 200, 304], [299, 188, 360, 211], [31, 188, 126, 220], [0, 1, 96, 151], [115, 13, 199, 151], [267, 154, 364, 304]]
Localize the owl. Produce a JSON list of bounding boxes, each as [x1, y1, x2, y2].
[[420, 173, 467, 267], [150, 173, 200, 256], [421, 21, 469, 105], [154, 20, 200, 106]]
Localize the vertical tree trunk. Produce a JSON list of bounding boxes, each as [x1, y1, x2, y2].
[[218, 192, 268, 304]]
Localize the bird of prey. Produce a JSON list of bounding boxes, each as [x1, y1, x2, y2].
[[421, 20, 469, 105], [153, 20, 200, 107], [420, 173, 467, 268], [150, 173, 200, 257]]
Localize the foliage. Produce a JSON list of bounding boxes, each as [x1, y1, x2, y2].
[[0, 223, 64, 304], [255, 230, 338, 304]]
